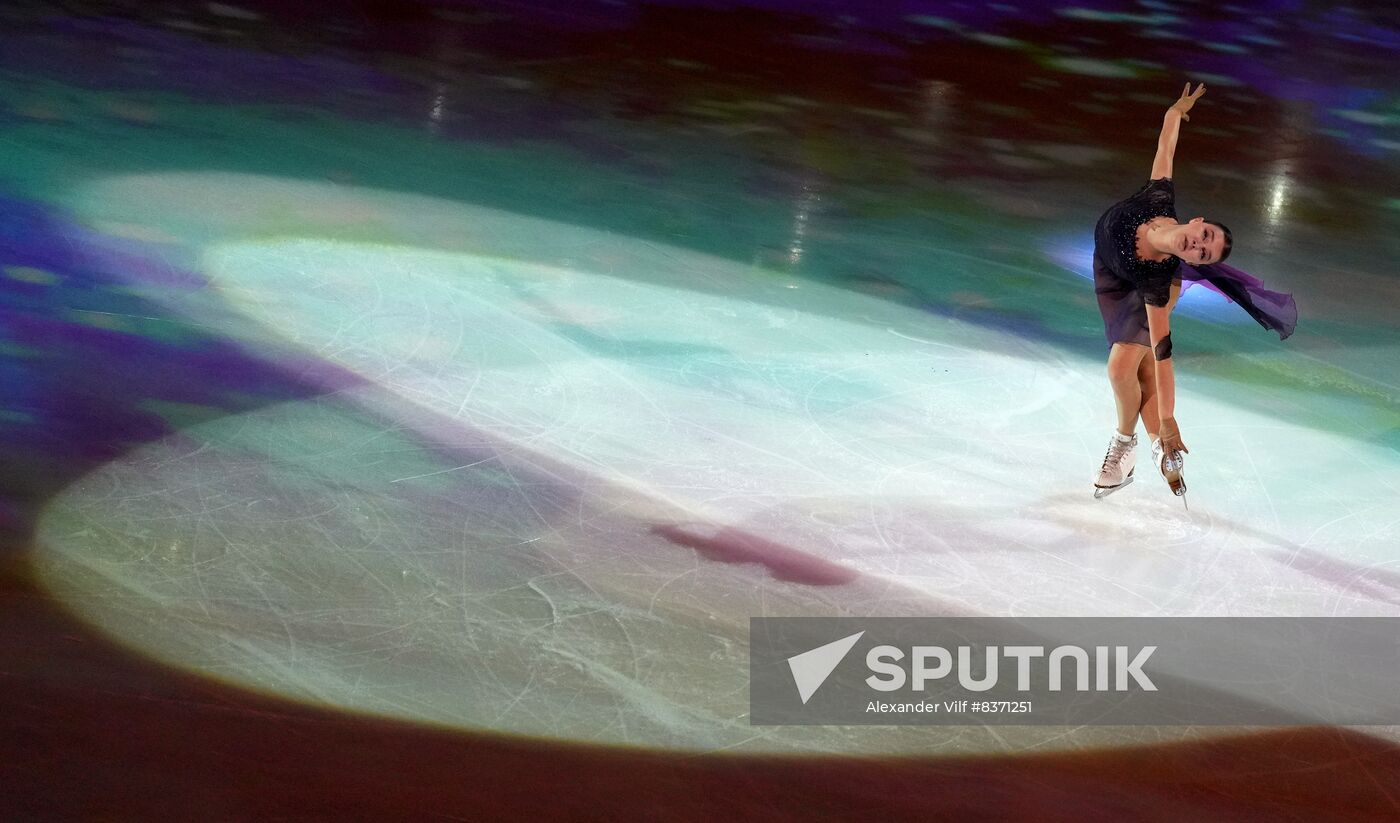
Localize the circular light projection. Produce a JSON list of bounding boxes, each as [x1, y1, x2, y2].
[[34, 174, 1400, 752]]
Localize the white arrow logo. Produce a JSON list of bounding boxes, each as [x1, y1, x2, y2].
[[787, 631, 865, 704]]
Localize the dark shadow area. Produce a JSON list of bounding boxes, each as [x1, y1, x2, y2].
[[6, 555, 1400, 821], [0, 195, 363, 547]]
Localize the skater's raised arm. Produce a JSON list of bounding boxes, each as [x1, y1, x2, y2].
[[1150, 83, 1205, 180], [1146, 294, 1189, 456]]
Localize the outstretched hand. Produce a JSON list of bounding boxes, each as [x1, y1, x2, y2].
[[1170, 82, 1206, 121], [1159, 417, 1189, 458]]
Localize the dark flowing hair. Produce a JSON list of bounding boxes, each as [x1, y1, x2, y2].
[[1181, 226, 1298, 340], [1205, 219, 1233, 263]]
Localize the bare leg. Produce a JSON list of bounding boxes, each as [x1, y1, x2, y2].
[[1107, 342, 1149, 436], [1136, 351, 1160, 441]]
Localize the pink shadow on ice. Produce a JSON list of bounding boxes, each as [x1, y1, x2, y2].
[[650, 524, 858, 587]]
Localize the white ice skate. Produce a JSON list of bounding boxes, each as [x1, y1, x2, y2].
[[1151, 437, 1188, 509], [1092, 433, 1137, 500]]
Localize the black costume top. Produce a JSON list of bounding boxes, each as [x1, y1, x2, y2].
[[1093, 177, 1181, 307], [1089, 177, 1297, 342]]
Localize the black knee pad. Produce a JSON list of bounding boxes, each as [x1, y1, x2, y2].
[[1153, 333, 1173, 361]]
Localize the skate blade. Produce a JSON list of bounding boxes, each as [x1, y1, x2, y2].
[[1159, 452, 1186, 495], [1093, 474, 1134, 499]]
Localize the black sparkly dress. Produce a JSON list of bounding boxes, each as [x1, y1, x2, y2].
[[1092, 177, 1297, 348], [1093, 178, 1182, 347]]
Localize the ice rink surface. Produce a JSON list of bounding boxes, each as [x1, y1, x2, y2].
[[3, 0, 1400, 817], [33, 174, 1400, 752]]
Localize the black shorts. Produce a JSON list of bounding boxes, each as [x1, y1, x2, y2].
[[1093, 254, 1178, 349]]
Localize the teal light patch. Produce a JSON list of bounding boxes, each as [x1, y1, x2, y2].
[[61, 308, 203, 347], [1190, 72, 1242, 87], [92, 221, 184, 245], [138, 400, 230, 429], [0, 342, 40, 359], [1202, 42, 1250, 54], [1057, 8, 1179, 25], [5, 265, 60, 285], [966, 33, 1023, 49], [1334, 110, 1400, 127], [905, 15, 963, 31], [64, 309, 142, 333], [1042, 57, 1139, 79]]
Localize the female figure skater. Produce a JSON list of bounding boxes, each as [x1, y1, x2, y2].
[[1092, 83, 1297, 504]]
